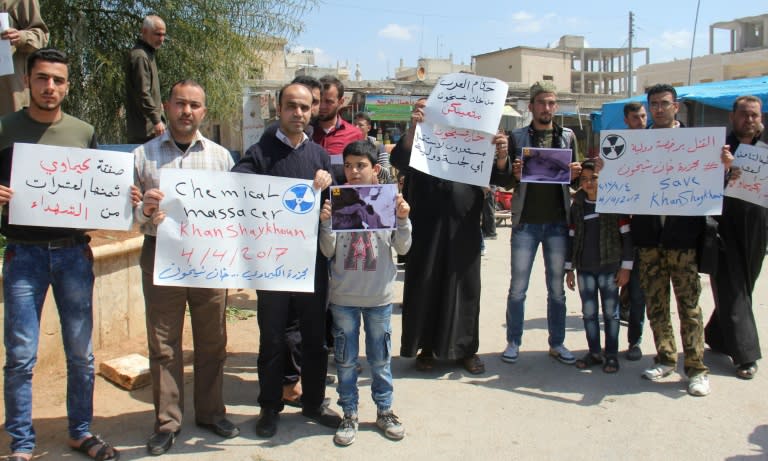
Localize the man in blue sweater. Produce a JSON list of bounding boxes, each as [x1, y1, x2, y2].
[[232, 83, 339, 437]]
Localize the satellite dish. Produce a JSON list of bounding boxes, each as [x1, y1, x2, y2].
[[416, 67, 426, 81]]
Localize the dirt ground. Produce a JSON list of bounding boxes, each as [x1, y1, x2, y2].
[[4, 226, 768, 460]]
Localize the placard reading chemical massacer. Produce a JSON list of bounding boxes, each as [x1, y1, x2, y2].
[[597, 127, 726, 215], [153, 168, 320, 291]]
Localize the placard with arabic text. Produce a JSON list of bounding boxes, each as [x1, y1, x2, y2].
[[597, 127, 726, 215], [9, 143, 134, 230]]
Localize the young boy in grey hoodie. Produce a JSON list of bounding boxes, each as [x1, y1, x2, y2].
[[319, 141, 412, 446]]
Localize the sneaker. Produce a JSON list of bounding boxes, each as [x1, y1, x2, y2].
[[334, 413, 358, 446], [376, 410, 405, 440], [501, 342, 519, 363], [642, 363, 675, 381], [549, 344, 576, 365], [688, 374, 711, 397], [625, 344, 643, 361]]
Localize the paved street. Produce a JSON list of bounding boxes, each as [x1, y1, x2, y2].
[[9, 224, 768, 460]]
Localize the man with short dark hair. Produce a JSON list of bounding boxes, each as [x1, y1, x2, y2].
[[0, 48, 119, 461], [234, 82, 340, 438], [134, 80, 239, 455], [631, 83, 731, 396], [705, 95, 766, 380], [623, 102, 647, 130], [125, 15, 167, 143], [493, 81, 581, 366], [621, 101, 648, 361], [313, 75, 364, 183], [271, 74, 321, 408]]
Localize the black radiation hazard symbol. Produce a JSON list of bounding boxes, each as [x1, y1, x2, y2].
[[601, 134, 626, 160]]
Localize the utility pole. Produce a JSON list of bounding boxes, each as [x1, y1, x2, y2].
[[688, 0, 702, 85], [628, 11, 634, 98]]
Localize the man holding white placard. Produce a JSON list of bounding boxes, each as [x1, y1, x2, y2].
[[233, 82, 339, 438], [0, 0, 48, 116], [0, 48, 119, 461], [630, 83, 733, 397], [705, 95, 767, 380], [134, 80, 239, 455]]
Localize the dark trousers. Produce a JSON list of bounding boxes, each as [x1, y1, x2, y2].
[[141, 238, 228, 433], [283, 309, 301, 384], [627, 251, 646, 346], [257, 290, 328, 411], [482, 186, 497, 237]]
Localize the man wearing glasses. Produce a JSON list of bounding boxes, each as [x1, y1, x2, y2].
[[630, 84, 729, 396]]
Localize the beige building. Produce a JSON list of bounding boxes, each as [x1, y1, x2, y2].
[[555, 35, 649, 95], [636, 13, 768, 92], [472, 46, 571, 91], [394, 55, 471, 82]]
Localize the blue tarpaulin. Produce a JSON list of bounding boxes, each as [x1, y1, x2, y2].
[[593, 75, 768, 131]]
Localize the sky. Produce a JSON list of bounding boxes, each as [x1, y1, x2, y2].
[[293, 1, 767, 81]]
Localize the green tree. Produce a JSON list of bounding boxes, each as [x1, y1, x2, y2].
[[41, 0, 315, 143]]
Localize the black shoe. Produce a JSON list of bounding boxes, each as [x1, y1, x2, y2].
[[625, 344, 642, 361], [255, 408, 280, 438], [302, 404, 342, 428], [147, 430, 179, 456], [196, 418, 240, 438]]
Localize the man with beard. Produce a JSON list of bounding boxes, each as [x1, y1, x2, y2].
[[493, 81, 581, 366], [312, 75, 364, 184], [705, 95, 767, 380], [621, 101, 648, 362]]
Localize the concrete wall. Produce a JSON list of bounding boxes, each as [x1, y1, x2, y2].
[[473, 47, 571, 91], [0, 236, 145, 370], [636, 48, 768, 91]]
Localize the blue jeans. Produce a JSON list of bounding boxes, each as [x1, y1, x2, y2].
[[3, 243, 95, 454], [577, 270, 620, 356], [330, 304, 393, 415], [506, 222, 568, 347]]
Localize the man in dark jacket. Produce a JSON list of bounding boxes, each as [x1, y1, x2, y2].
[[492, 81, 581, 366], [125, 15, 166, 143], [705, 95, 766, 380], [632, 83, 732, 397], [232, 83, 340, 438]]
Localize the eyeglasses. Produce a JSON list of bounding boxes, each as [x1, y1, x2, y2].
[[649, 101, 674, 110]]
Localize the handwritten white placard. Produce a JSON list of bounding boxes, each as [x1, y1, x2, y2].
[[596, 127, 726, 215], [9, 143, 134, 230], [409, 123, 493, 187], [154, 168, 320, 291], [0, 40, 15, 78], [423, 73, 508, 135], [725, 143, 768, 208]]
